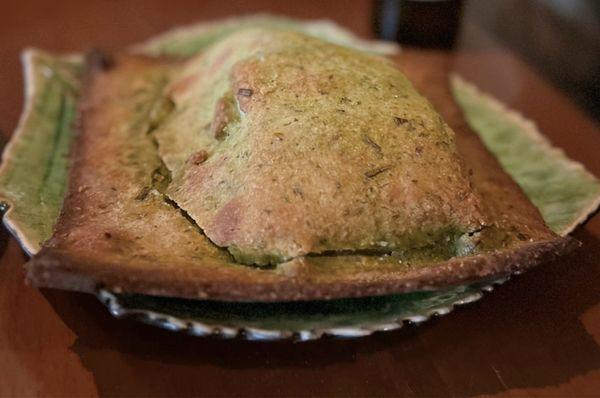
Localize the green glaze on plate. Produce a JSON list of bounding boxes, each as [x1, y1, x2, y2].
[[99, 278, 502, 340], [451, 75, 600, 235], [0, 50, 81, 254]]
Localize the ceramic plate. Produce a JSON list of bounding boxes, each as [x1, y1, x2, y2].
[[98, 277, 505, 341]]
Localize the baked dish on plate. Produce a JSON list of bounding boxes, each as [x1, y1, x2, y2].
[[1, 16, 598, 339]]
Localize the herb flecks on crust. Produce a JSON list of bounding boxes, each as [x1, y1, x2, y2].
[[154, 29, 486, 265]]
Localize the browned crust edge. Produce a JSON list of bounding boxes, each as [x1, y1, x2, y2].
[[24, 49, 579, 302], [26, 236, 577, 302]]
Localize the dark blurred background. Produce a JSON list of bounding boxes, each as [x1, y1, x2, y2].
[[375, 0, 600, 123], [466, 0, 599, 123]]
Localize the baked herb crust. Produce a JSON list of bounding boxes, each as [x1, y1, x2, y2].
[[155, 30, 487, 264], [25, 37, 574, 301]]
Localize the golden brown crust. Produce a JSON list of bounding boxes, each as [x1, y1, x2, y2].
[[28, 238, 575, 301], [25, 49, 575, 302], [161, 31, 487, 263]]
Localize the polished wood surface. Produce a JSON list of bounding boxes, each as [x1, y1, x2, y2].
[[1, 1, 599, 397]]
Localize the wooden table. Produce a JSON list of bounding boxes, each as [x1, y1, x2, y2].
[[1, 1, 599, 396]]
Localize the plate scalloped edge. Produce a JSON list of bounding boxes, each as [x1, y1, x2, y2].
[[97, 277, 507, 341]]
